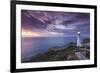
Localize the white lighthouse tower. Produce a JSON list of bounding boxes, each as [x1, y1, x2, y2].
[[75, 32, 87, 59], [77, 32, 81, 47]]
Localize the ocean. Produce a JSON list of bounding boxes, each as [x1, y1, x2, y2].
[[21, 37, 86, 60]]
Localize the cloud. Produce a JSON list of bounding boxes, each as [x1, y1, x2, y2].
[[46, 24, 76, 32], [21, 10, 90, 37], [55, 25, 67, 30]]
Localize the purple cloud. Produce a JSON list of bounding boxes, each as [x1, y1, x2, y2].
[[21, 10, 90, 37]]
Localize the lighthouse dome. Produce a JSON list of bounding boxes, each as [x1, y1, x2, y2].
[[77, 32, 80, 35]]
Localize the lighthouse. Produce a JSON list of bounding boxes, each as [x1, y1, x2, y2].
[[75, 32, 87, 59], [77, 32, 81, 47]]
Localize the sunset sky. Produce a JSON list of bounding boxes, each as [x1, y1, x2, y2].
[[21, 10, 90, 37]]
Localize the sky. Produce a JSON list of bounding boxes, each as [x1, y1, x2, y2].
[[21, 10, 90, 37]]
